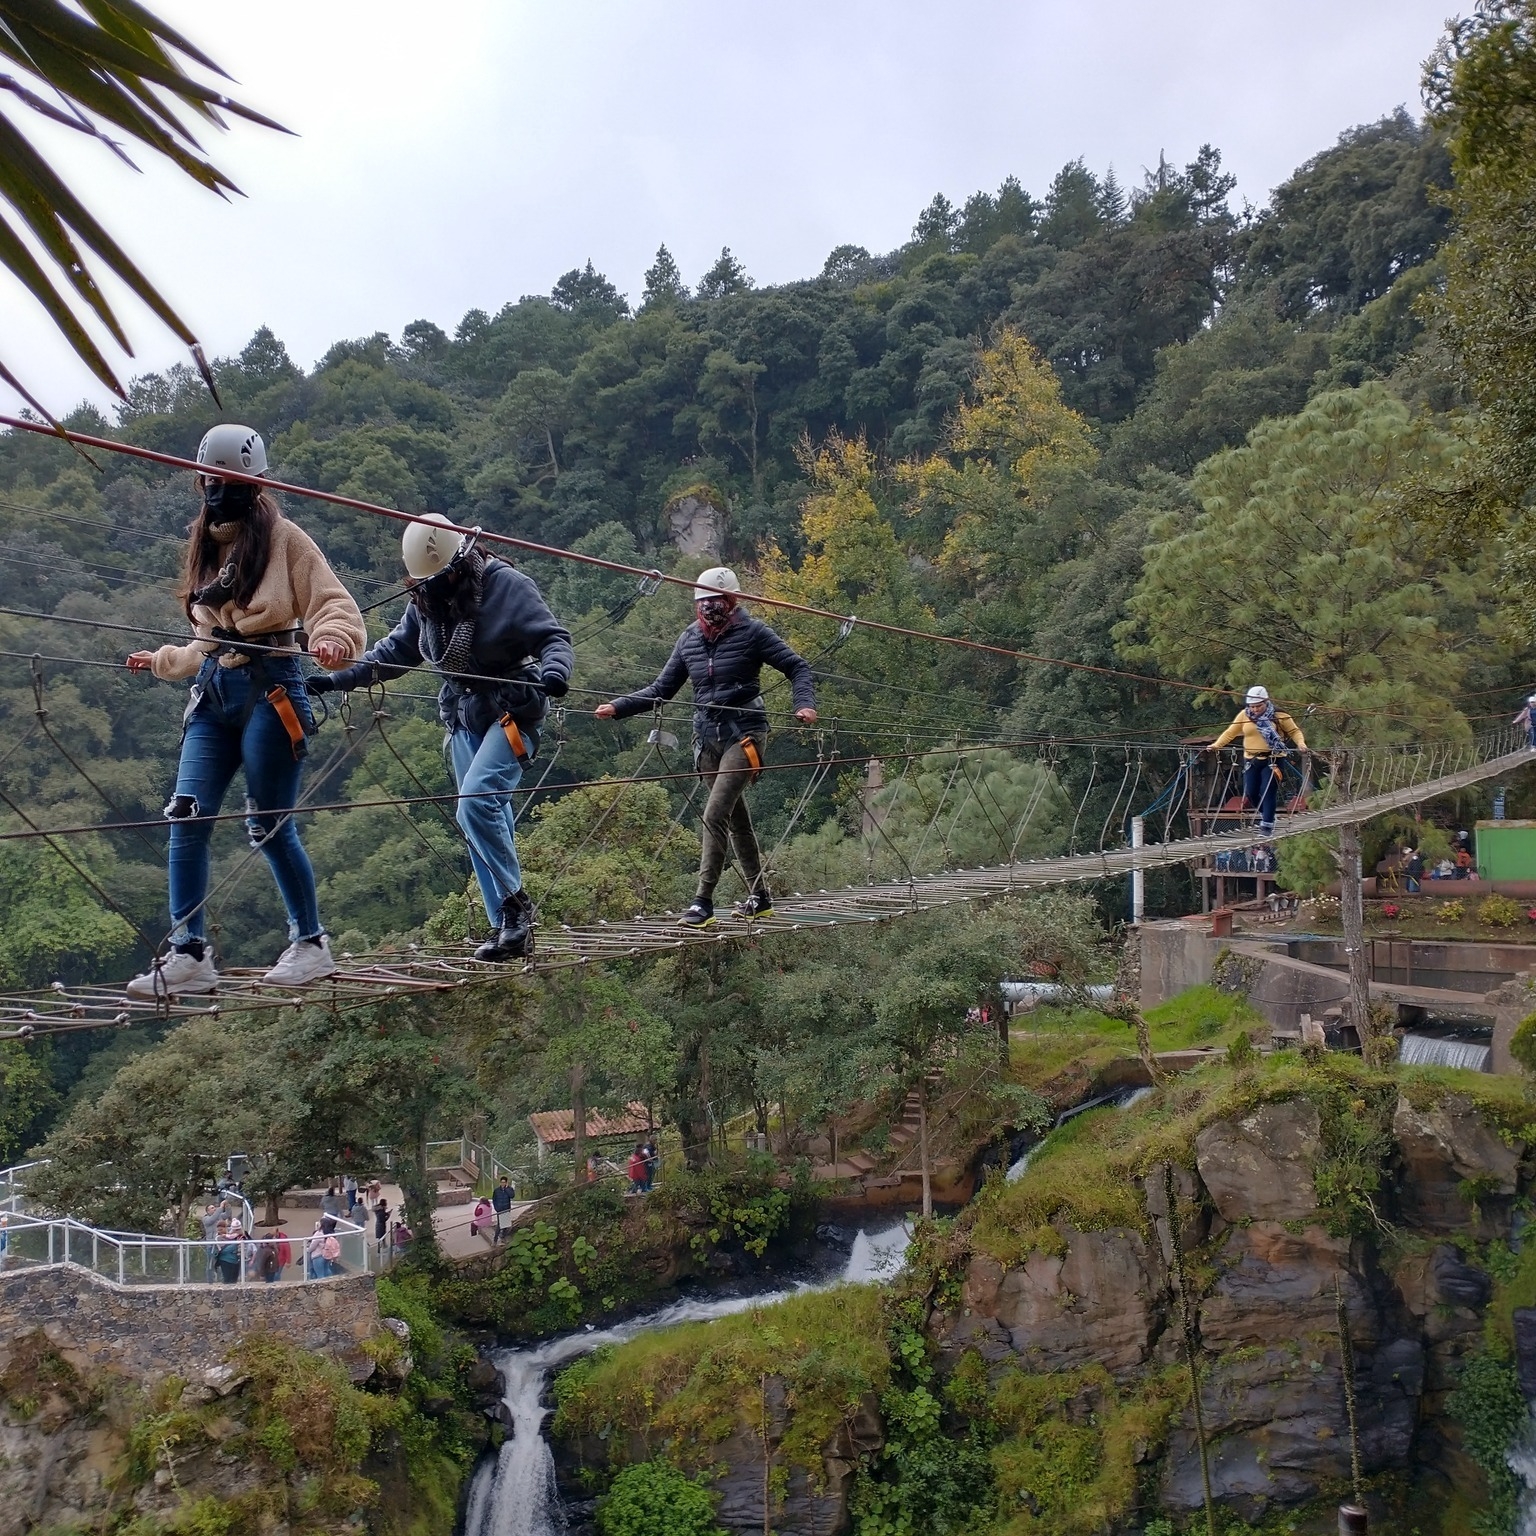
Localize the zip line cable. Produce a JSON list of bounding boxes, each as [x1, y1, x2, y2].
[[0, 413, 1256, 700]]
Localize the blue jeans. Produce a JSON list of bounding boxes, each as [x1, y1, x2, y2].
[[1242, 758, 1280, 828], [168, 657, 321, 946], [450, 721, 535, 924]]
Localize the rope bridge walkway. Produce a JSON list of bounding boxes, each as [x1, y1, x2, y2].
[[3, 729, 1525, 1037]]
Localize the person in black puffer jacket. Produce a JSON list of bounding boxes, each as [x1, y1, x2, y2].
[[312, 515, 572, 960], [596, 566, 816, 927]]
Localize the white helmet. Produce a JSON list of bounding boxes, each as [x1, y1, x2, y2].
[[402, 513, 466, 580], [693, 566, 741, 602], [196, 423, 266, 477], [1245, 685, 1270, 705]]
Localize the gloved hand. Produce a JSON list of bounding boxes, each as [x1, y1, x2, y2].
[[305, 674, 339, 696], [541, 668, 569, 699]]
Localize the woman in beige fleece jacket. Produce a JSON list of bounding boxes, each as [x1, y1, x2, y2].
[[123, 424, 365, 999]]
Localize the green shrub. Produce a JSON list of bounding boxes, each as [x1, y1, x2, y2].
[[1447, 1352, 1525, 1535], [1479, 894, 1524, 928], [1510, 1011, 1536, 1076], [1438, 899, 1466, 924], [596, 1461, 725, 1536]]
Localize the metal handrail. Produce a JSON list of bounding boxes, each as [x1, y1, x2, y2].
[[0, 1209, 389, 1287]]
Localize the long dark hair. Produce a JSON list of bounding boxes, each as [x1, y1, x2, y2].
[[179, 488, 281, 619], [410, 544, 487, 625]]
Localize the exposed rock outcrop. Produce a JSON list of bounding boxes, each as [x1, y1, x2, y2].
[[664, 491, 724, 558], [1392, 1092, 1523, 1235], [942, 1225, 1162, 1375], [1194, 1098, 1321, 1222], [708, 1389, 882, 1536], [1200, 1222, 1375, 1349], [1160, 1338, 1423, 1520]]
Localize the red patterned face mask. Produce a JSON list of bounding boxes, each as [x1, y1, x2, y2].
[[696, 597, 736, 638]]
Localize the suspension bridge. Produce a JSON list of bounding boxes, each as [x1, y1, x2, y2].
[[0, 416, 1531, 1038], [1, 725, 1525, 1036]]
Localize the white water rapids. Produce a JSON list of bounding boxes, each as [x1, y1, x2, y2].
[[464, 1221, 913, 1536]]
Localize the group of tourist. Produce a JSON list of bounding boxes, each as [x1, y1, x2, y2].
[[122, 422, 818, 1001], [192, 1175, 408, 1283]]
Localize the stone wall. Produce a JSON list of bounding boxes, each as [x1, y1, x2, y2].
[[0, 1264, 381, 1383]]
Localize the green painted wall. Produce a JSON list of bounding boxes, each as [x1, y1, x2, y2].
[[1475, 821, 1536, 880]]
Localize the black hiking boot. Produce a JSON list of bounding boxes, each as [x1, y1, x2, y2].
[[731, 889, 774, 920], [475, 890, 534, 962], [678, 898, 715, 929]]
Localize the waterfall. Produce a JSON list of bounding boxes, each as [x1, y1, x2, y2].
[[1509, 1410, 1536, 1534], [466, 1222, 913, 1536], [1007, 1084, 1154, 1184], [1399, 1034, 1491, 1072], [842, 1221, 912, 1282]]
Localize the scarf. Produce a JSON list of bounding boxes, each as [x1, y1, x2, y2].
[[416, 548, 486, 681], [421, 611, 477, 681], [697, 596, 738, 642], [1250, 703, 1289, 755]]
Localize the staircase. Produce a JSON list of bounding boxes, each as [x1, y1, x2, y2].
[[811, 1088, 925, 1182]]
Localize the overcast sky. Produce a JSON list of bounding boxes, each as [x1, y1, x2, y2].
[[3, 0, 1457, 416]]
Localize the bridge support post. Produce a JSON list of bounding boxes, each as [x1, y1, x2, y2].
[[1338, 821, 1373, 1053], [1131, 817, 1145, 924]]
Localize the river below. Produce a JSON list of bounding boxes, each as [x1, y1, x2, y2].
[[462, 1220, 913, 1536]]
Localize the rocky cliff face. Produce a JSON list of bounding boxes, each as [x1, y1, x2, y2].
[[546, 1074, 1534, 1533], [937, 1086, 1526, 1526]]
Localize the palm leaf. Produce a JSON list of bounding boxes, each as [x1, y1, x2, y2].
[[0, 209, 124, 393], [0, 0, 285, 406]]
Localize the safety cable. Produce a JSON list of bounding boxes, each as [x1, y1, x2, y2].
[[0, 723, 1494, 850], [0, 720, 157, 954], [0, 413, 1258, 701], [28, 662, 165, 863]]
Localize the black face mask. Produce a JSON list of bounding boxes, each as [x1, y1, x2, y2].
[[698, 598, 732, 626], [203, 479, 256, 519]]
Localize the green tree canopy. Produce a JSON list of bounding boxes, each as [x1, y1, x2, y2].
[[1121, 384, 1487, 743]]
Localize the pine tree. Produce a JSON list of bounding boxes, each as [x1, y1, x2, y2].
[[696, 247, 751, 300], [641, 244, 689, 308], [913, 192, 959, 250]]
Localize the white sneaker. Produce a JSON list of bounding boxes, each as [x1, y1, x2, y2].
[[263, 936, 338, 987], [125, 948, 219, 1000]]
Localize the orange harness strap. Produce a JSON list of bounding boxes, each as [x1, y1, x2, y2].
[[499, 713, 532, 765], [266, 685, 308, 759], [739, 737, 763, 782]]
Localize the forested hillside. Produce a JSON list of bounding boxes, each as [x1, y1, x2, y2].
[[0, 107, 1523, 1165]]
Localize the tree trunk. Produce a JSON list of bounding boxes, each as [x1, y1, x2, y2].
[[265, 1189, 280, 1227], [778, 1095, 792, 1157], [570, 1061, 587, 1186], [1133, 1009, 1163, 1086], [1338, 821, 1373, 1051], [917, 1087, 932, 1220]]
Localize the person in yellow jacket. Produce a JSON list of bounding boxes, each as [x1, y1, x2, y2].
[[1207, 685, 1307, 834]]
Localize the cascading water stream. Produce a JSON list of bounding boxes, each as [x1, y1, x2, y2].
[[1398, 1033, 1491, 1072], [465, 1222, 913, 1536], [1005, 1083, 1154, 1182]]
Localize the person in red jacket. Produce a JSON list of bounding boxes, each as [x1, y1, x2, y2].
[[627, 1145, 648, 1194]]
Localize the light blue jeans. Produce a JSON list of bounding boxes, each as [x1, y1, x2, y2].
[[450, 721, 535, 924], [169, 656, 320, 946]]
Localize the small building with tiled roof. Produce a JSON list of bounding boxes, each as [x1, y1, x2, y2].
[[528, 1103, 651, 1162]]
